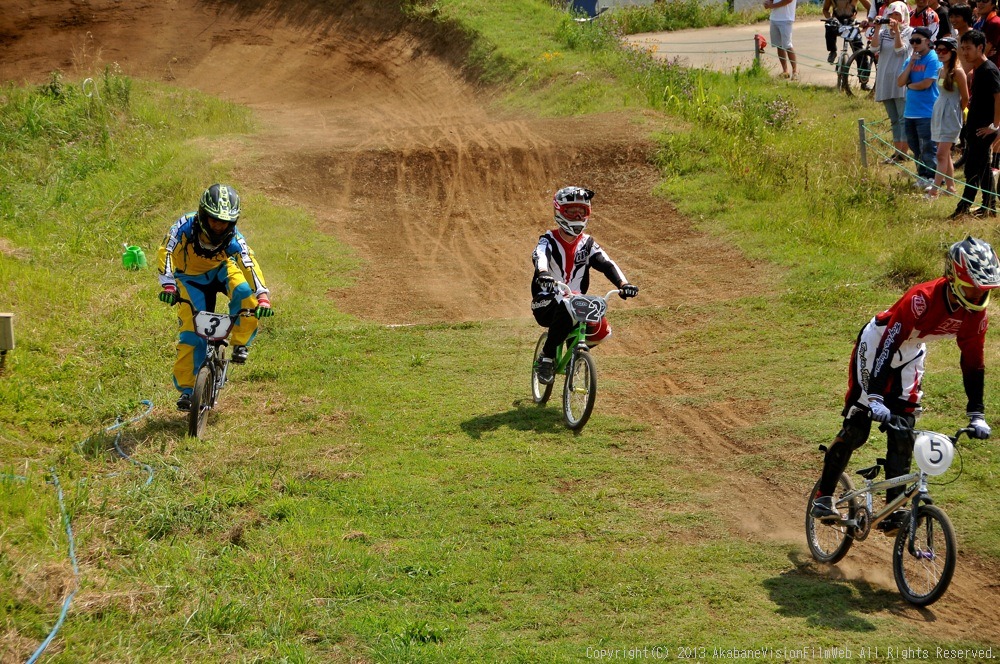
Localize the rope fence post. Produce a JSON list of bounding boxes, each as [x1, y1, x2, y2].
[[858, 118, 868, 168], [754, 34, 766, 67]]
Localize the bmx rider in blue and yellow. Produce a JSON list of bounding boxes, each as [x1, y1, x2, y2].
[[156, 184, 273, 412]]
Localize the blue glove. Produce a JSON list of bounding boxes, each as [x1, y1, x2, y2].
[[868, 396, 891, 423], [968, 413, 991, 439], [619, 283, 639, 299]]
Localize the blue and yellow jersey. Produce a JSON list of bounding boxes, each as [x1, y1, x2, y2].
[[157, 213, 268, 295]]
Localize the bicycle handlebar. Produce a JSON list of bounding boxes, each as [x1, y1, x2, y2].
[[555, 281, 623, 302], [175, 297, 257, 318], [882, 415, 981, 443]]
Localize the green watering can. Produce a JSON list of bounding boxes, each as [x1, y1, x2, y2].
[[122, 243, 147, 270]]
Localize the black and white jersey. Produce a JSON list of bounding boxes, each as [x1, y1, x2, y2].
[[531, 229, 627, 297]]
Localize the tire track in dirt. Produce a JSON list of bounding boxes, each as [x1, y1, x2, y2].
[[4, 0, 999, 643], [608, 315, 1000, 643]]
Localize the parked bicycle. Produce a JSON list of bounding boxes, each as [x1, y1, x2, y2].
[[805, 417, 975, 606], [825, 18, 877, 97], [177, 297, 258, 438], [530, 282, 625, 431]]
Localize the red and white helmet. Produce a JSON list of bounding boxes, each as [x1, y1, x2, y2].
[[946, 236, 1000, 311], [553, 186, 594, 237]]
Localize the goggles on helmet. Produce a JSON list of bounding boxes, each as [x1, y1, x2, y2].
[[950, 276, 992, 311]]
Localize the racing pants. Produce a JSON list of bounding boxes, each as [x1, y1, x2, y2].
[[531, 293, 610, 358], [171, 261, 260, 394]]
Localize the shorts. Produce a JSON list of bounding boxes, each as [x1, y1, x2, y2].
[[770, 20, 794, 50]]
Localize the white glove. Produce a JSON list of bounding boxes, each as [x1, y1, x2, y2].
[[968, 413, 991, 439], [868, 396, 891, 423]]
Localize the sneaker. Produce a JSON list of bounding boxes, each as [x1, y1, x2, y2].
[[828, 51, 837, 64], [231, 345, 249, 364], [972, 207, 997, 218], [536, 357, 555, 385], [913, 178, 932, 189], [810, 495, 841, 521], [949, 206, 970, 219], [876, 509, 909, 535], [176, 393, 192, 412]]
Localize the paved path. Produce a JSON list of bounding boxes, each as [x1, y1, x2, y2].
[[626, 20, 845, 87]]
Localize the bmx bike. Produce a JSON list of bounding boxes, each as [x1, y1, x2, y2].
[[177, 297, 257, 439], [825, 17, 876, 97], [530, 282, 625, 432], [805, 416, 977, 606]]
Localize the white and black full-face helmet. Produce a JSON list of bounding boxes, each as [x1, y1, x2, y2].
[[553, 186, 594, 237], [194, 184, 241, 257], [945, 235, 1000, 311]]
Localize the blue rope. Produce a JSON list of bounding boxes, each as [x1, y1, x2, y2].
[[5, 400, 155, 663], [26, 469, 79, 664], [107, 400, 155, 486]]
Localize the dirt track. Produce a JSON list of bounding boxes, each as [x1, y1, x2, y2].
[[3, 0, 999, 644]]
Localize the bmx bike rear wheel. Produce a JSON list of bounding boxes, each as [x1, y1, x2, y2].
[[805, 473, 857, 564]]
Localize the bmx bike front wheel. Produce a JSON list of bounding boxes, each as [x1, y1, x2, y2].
[[892, 504, 956, 606], [562, 350, 596, 431], [188, 365, 214, 439]]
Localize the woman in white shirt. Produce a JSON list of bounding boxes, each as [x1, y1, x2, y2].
[[873, 1, 915, 162]]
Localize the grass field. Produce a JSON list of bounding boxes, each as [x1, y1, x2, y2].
[[2, 2, 1000, 662]]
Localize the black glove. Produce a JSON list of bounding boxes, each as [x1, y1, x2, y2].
[[536, 271, 556, 290], [619, 283, 639, 299], [159, 285, 178, 306]]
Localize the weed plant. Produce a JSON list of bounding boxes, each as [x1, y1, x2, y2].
[[3, 2, 1000, 660]]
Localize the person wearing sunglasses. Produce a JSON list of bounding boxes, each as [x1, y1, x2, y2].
[[810, 237, 1000, 534], [928, 37, 969, 198], [898, 27, 943, 189]]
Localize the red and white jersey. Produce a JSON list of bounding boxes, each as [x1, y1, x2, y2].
[[854, 278, 987, 410], [531, 230, 627, 297]]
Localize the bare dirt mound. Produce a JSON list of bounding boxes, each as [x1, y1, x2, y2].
[[4, 0, 1000, 642], [1, 0, 765, 323]]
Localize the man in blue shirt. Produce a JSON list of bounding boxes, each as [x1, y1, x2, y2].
[[898, 26, 942, 188]]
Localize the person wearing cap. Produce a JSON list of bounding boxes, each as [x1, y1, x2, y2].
[[898, 27, 943, 189], [928, 36, 969, 197], [952, 29, 1000, 216], [875, 2, 915, 163]]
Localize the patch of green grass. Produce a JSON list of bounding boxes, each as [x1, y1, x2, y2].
[[4, 2, 1000, 661]]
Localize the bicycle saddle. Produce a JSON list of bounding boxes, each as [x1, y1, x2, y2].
[[856, 464, 881, 480]]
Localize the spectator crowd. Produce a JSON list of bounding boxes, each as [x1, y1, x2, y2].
[[773, 0, 1000, 216], [866, 0, 1000, 217]]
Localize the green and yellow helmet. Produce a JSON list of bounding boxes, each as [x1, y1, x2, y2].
[[195, 184, 241, 256]]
